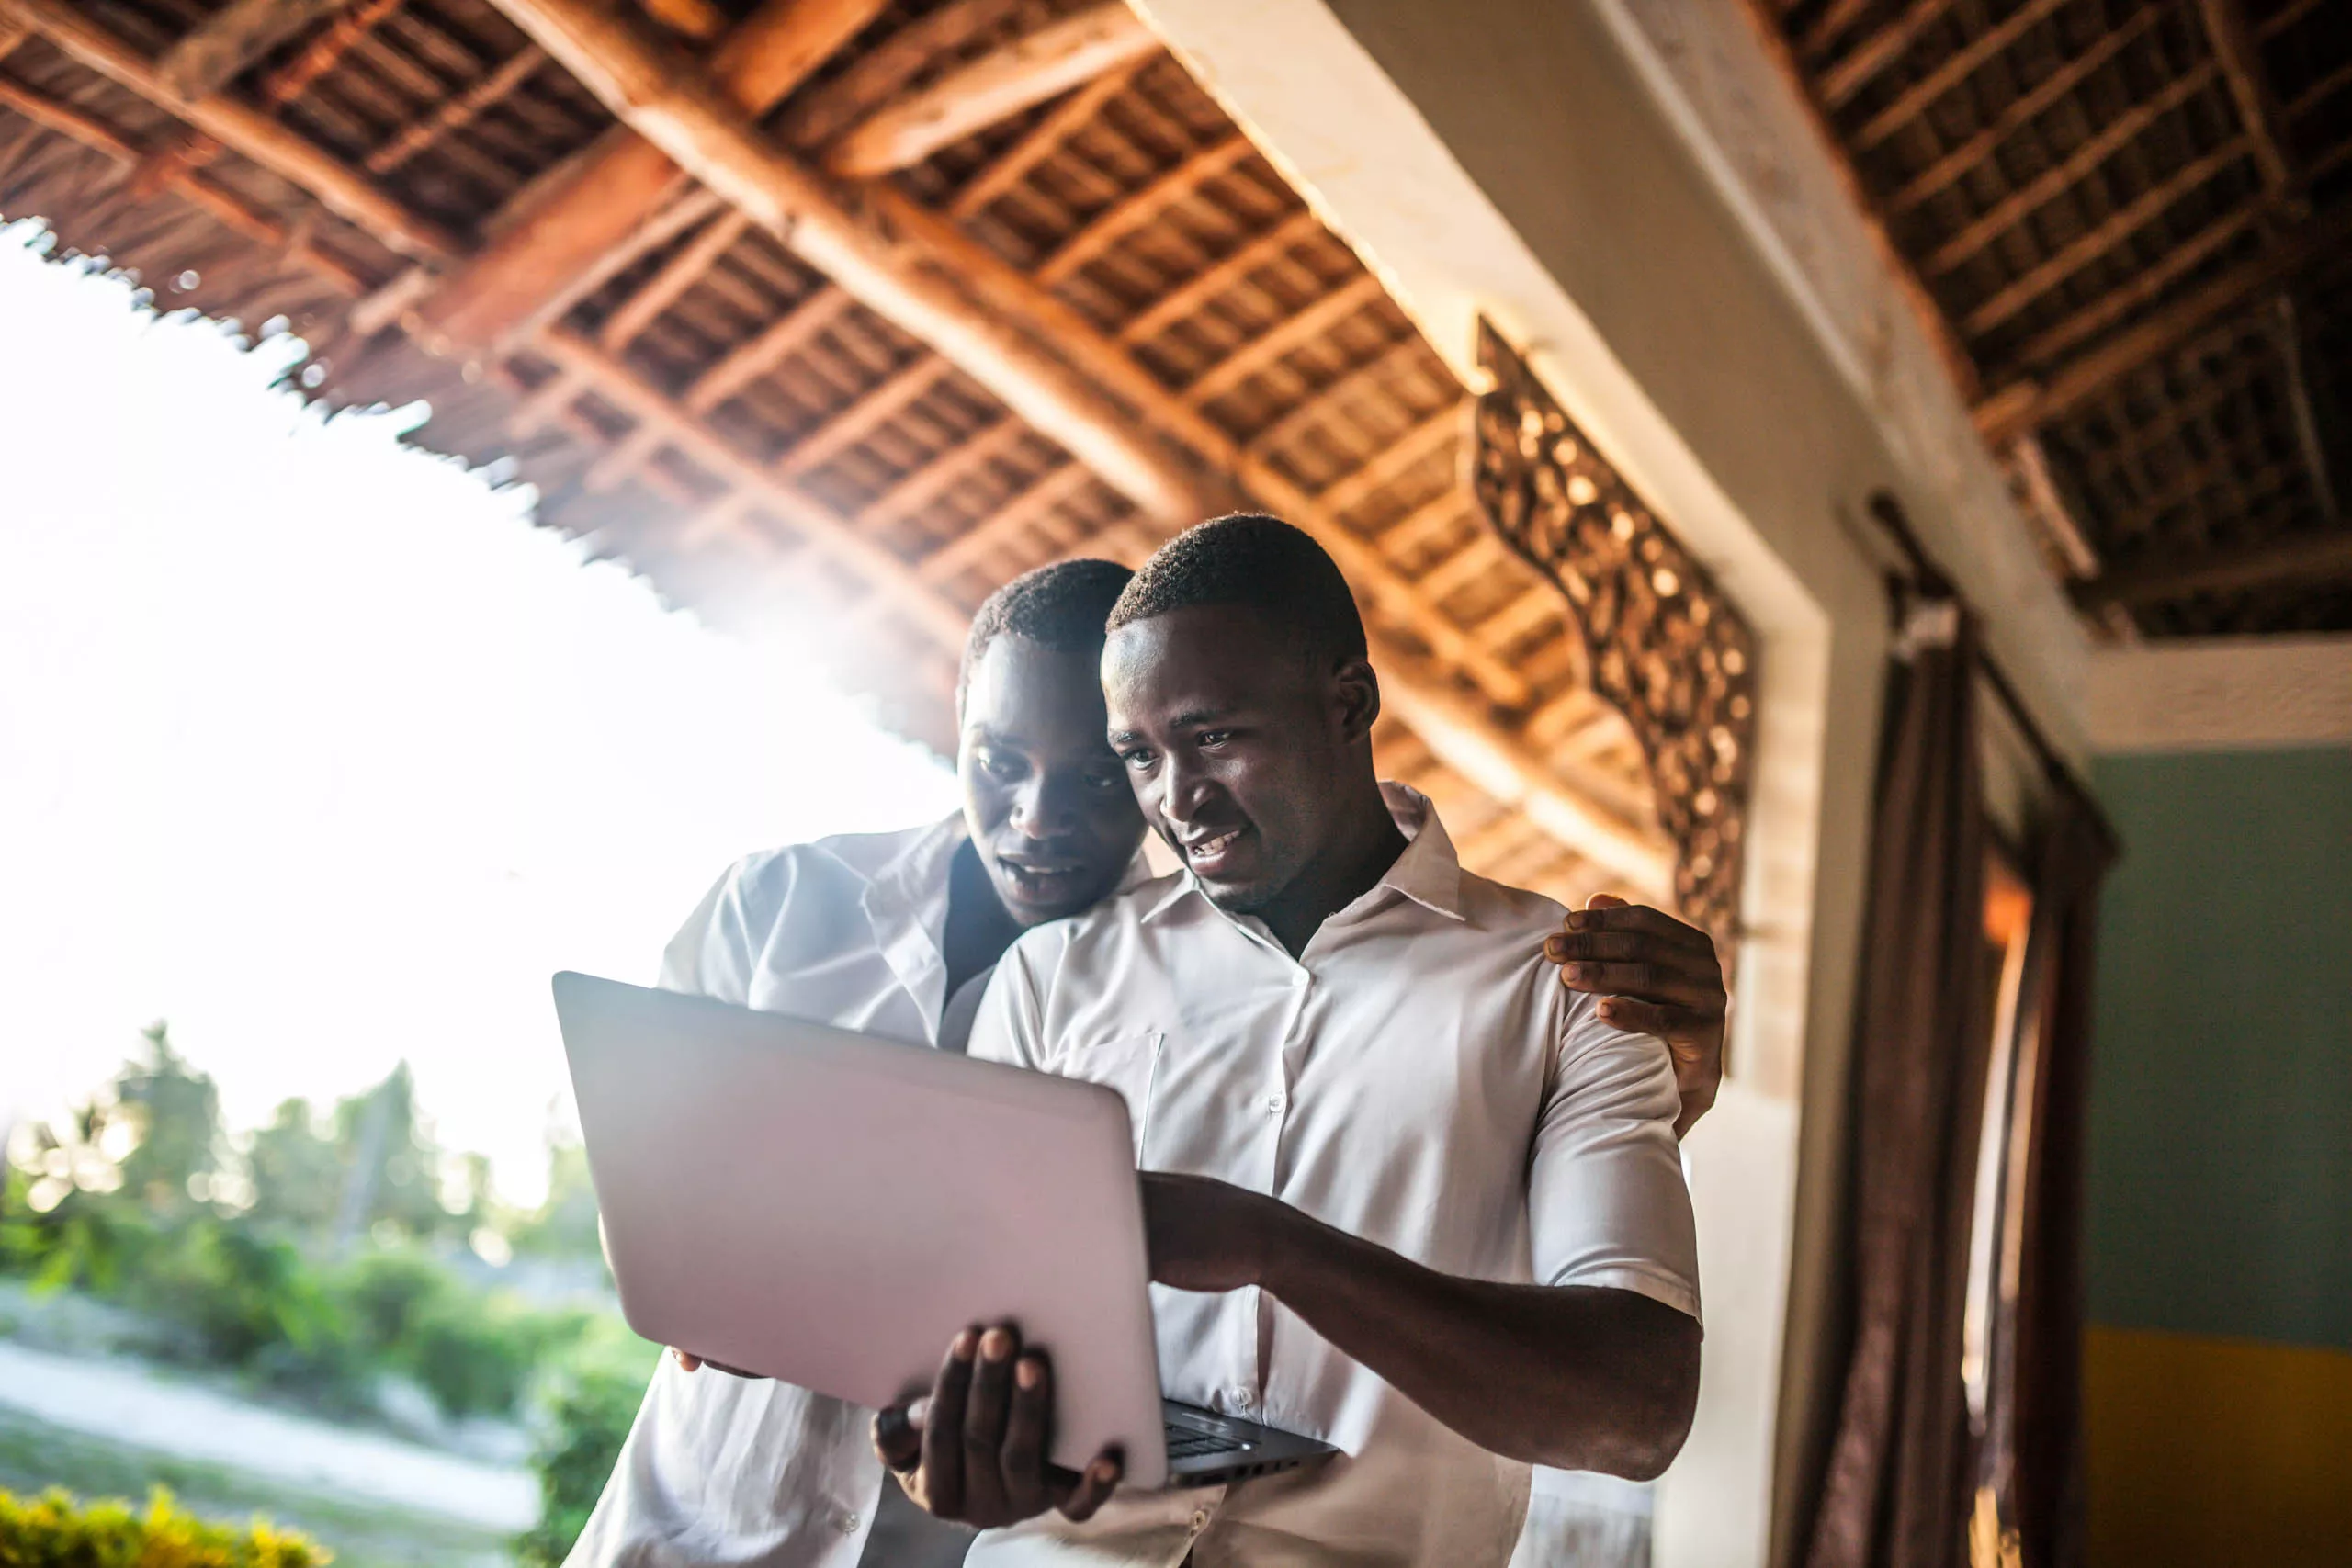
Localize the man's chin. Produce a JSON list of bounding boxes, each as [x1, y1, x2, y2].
[[991, 865, 1112, 925]]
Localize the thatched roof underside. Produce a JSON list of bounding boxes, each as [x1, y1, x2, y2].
[[0, 0, 1679, 909], [1763, 0, 2352, 635]]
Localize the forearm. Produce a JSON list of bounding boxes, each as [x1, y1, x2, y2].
[[1259, 1209, 1700, 1477]]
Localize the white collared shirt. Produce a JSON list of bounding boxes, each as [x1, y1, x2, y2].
[[566, 816, 970, 1568], [964, 785, 1700, 1568]]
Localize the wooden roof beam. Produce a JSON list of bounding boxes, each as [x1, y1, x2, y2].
[[0, 69, 370, 293], [1117, 209, 1319, 344], [1888, 5, 2163, 217], [1852, 0, 2068, 152], [365, 43, 546, 175], [486, 0, 1211, 524], [535, 328, 970, 648], [916, 462, 1101, 582], [1997, 204, 2263, 378], [1923, 64, 2219, 277], [947, 55, 1142, 219], [2196, 0, 2303, 208], [418, 0, 889, 348], [1974, 207, 2348, 443], [2071, 529, 2352, 609], [826, 0, 1159, 179], [1819, 0, 1961, 110], [157, 0, 356, 100], [1182, 273, 1386, 405], [1961, 139, 2251, 337], [1035, 134, 1253, 287], [1, 0, 460, 263]]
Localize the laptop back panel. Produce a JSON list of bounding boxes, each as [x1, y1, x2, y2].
[[554, 973, 1171, 1485]]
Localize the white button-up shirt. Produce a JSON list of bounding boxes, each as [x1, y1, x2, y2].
[[567, 816, 971, 1568], [963, 786, 1700, 1568]]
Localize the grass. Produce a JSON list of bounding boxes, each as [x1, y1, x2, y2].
[[0, 1405, 514, 1568]]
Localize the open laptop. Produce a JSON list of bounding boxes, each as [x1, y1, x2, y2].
[[552, 972, 1336, 1490]]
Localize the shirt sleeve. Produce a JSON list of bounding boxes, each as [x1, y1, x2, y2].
[[965, 929, 1053, 1071], [1525, 998, 1701, 1322], [655, 850, 795, 1003]]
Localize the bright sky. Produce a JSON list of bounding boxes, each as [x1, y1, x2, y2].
[[0, 221, 959, 1204]]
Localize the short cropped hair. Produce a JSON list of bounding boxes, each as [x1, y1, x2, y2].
[[957, 558, 1136, 710], [1106, 513, 1366, 661]]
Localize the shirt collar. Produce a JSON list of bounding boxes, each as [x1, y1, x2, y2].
[[1141, 781, 1467, 926]]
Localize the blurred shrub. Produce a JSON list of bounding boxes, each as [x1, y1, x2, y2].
[[514, 1325, 658, 1567], [0, 1485, 327, 1566]]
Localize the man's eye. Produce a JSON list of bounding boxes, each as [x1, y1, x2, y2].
[[979, 751, 1022, 780], [1121, 749, 1157, 771], [1083, 768, 1124, 792], [1198, 729, 1235, 748]]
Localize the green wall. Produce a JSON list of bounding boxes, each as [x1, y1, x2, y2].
[[2086, 745, 2352, 1350]]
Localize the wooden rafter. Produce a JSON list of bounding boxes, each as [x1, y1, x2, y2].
[[915, 462, 1100, 581], [534, 328, 971, 647], [1, 0, 459, 263], [863, 416, 1033, 525], [1961, 139, 2251, 337], [157, 0, 356, 99], [1851, 0, 2069, 152], [781, 356, 958, 479], [0, 68, 369, 292], [1888, 4, 2165, 217], [1999, 204, 2263, 378], [1310, 405, 1458, 517], [483, 0, 1212, 523], [1246, 336, 1430, 457], [1117, 209, 1319, 344], [1923, 65, 2220, 276], [947, 55, 1142, 219], [2197, 0, 2301, 206], [1182, 273, 1385, 404], [639, 0, 728, 44], [825, 0, 1159, 178], [2072, 529, 2352, 609], [418, 0, 889, 348], [1975, 208, 2352, 445], [365, 43, 546, 175], [1819, 0, 1962, 109], [1035, 134, 1254, 287], [684, 286, 857, 413]]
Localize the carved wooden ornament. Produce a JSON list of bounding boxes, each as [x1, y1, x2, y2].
[[1467, 318, 1758, 945]]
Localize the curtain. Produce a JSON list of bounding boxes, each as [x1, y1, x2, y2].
[[1984, 791, 2117, 1568], [1806, 592, 1994, 1568]]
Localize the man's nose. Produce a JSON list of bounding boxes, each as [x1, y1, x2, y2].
[[1157, 752, 1216, 828], [1010, 772, 1080, 838]]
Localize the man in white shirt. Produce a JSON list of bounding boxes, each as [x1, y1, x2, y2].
[[571, 555, 1726, 1567], [876, 517, 1704, 1567]]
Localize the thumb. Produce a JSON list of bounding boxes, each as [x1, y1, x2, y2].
[[1585, 892, 1629, 910]]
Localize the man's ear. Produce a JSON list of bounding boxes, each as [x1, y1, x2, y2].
[[1332, 655, 1381, 744]]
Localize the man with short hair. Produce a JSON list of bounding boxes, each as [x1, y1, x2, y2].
[[572, 552, 1724, 1567], [878, 517, 1705, 1567]]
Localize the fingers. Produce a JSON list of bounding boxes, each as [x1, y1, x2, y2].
[[962, 1325, 1019, 1520], [921, 1326, 979, 1518], [1595, 998, 1724, 1043], [1555, 960, 1719, 1010], [1001, 1353, 1053, 1517], [873, 1401, 923, 1474], [1053, 1452, 1123, 1522], [673, 1348, 701, 1373], [1559, 899, 1714, 948]]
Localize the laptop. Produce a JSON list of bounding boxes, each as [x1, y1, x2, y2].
[[552, 972, 1336, 1490]]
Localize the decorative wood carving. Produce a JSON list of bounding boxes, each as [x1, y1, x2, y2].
[[1468, 317, 1759, 943]]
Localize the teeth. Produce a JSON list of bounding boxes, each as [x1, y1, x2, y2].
[[1187, 830, 1240, 858]]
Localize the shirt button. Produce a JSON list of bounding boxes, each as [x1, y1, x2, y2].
[[1264, 1093, 1286, 1115], [1190, 1506, 1211, 1533], [1289, 970, 1309, 989], [1230, 1384, 1254, 1407], [839, 1511, 860, 1534]]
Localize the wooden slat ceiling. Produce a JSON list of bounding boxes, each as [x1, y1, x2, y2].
[[0, 0, 1679, 908], [1756, 0, 2352, 636]]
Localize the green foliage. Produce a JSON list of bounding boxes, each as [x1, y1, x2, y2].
[[0, 1484, 329, 1566], [112, 1025, 226, 1215], [241, 1102, 344, 1236], [512, 1331, 655, 1568]]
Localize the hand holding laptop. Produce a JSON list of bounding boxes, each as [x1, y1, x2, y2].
[[873, 1323, 1123, 1529]]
